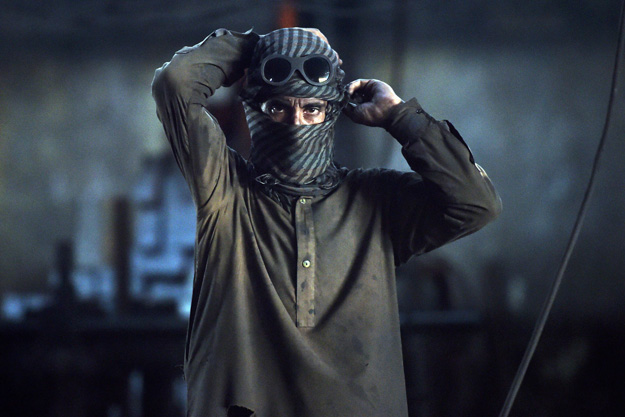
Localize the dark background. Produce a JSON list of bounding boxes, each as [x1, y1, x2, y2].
[[1, 1, 624, 416]]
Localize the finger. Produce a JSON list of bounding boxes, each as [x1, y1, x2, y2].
[[332, 49, 343, 66], [342, 102, 356, 116], [342, 102, 360, 122], [346, 79, 368, 95]]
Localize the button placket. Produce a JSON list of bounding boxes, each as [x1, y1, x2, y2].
[[295, 196, 316, 328]]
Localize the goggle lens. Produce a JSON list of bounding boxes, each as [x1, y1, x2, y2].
[[263, 57, 292, 83], [303, 57, 331, 84]]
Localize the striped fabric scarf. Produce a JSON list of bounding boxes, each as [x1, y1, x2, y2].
[[241, 28, 347, 195]]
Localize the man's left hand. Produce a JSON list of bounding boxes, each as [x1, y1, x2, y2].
[[343, 79, 403, 127]]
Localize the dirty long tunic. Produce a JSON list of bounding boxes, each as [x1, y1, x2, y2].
[[152, 29, 501, 417]]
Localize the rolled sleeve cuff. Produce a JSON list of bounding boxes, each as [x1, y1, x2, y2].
[[384, 98, 427, 146], [386, 98, 476, 164]]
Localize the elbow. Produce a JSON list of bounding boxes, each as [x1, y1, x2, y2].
[[151, 66, 165, 98], [470, 169, 502, 228], [469, 192, 502, 232], [151, 56, 191, 103], [492, 194, 503, 219], [447, 193, 502, 237], [483, 193, 503, 224], [151, 61, 177, 100]]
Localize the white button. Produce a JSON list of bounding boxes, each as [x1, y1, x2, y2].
[[299, 198, 307, 204], [302, 259, 311, 268]]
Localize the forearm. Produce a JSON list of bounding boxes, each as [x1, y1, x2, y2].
[[152, 29, 259, 118], [386, 99, 501, 237]]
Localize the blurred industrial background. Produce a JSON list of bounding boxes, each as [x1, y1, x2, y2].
[[1, 0, 624, 416]]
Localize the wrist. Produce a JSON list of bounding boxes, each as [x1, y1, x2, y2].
[[380, 98, 405, 129]]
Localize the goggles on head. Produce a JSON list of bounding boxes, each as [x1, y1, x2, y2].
[[260, 53, 335, 86]]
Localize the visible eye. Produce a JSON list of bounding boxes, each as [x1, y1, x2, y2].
[[303, 104, 326, 114], [262, 100, 288, 115], [268, 103, 287, 114], [304, 106, 320, 114]]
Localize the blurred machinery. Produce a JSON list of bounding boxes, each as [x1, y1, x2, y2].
[[0, 155, 194, 417]]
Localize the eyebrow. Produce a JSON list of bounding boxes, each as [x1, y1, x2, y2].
[[303, 100, 327, 107], [263, 98, 327, 109], [264, 98, 289, 106]]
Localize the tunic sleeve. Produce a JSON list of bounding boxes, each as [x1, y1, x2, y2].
[[151, 29, 259, 210], [382, 99, 502, 265]]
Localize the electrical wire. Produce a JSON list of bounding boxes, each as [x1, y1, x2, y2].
[[497, 1, 625, 416]]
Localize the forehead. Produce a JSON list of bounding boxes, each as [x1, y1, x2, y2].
[[266, 96, 327, 106]]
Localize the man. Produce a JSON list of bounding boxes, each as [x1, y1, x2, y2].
[[152, 27, 501, 417]]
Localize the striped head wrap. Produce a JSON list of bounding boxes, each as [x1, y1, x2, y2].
[[241, 28, 347, 192]]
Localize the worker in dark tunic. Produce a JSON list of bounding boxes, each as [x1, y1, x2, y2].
[[152, 26, 501, 417]]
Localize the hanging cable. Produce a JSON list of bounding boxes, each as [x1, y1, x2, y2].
[[498, 1, 625, 416]]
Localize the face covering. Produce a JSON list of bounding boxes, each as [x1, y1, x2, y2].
[[241, 28, 347, 194]]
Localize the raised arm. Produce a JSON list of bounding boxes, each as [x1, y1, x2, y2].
[[151, 29, 259, 207], [345, 79, 501, 264]]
